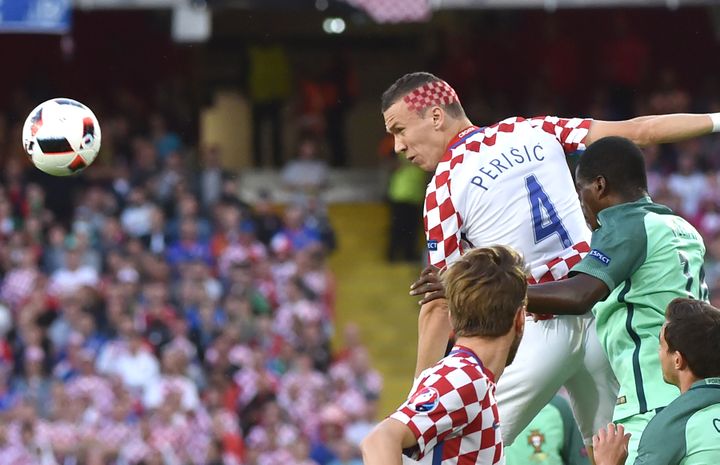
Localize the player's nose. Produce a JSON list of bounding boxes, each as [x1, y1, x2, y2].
[[394, 137, 407, 155]]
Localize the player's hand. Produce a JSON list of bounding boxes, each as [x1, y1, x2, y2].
[[592, 423, 630, 465], [410, 266, 445, 305]]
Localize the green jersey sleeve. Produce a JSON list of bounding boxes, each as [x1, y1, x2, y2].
[[570, 208, 647, 291]]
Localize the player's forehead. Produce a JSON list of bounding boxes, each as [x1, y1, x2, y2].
[[383, 99, 419, 132]]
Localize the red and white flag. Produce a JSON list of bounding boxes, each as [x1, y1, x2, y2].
[[344, 0, 431, 23]]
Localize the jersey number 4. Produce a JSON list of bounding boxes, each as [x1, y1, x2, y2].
[[525, 175, 573, 249]]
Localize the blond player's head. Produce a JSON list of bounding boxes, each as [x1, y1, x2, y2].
[[381, 72, 470, 172], [442, 245, 527, 364]]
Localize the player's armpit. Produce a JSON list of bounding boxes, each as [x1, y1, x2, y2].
[[361, 418, 417, 465], [586, 115, 713, 147], [527, 273, 609, 316]]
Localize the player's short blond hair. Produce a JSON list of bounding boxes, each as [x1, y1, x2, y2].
[[443, 245, 527, 338]]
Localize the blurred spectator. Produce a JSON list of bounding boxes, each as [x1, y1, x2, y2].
[[667, 147, 708, 218], [48, 247, 100, 298], [150, 113, 182, 161], [142, 204, 170, 255], [385, 156, 425, 262], [1, 247, 40, 310], [271, 205, 322, 254], [120, 186, 155, 238], [251, 190, 283, 246], [281, 136, 330, 204], [200, 146, 230, 209], [248, 41, 292, 167], [322, 53, 358, 167]]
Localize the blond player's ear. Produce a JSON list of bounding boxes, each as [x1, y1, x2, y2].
[[515, 306, 526, 334]]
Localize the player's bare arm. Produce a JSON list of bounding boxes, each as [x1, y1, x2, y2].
[[361, 417, 418, 465], [526, 273, 609, 316], [409, 266, 451, 375], [415, 295, 451, 377], [586, 114, 715, 147]]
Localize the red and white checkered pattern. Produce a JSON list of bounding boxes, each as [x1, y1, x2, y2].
[[403, 80, 459, 112], [390, 346, 503, 465], [528, 116, 591, 154], [344, 0, 430, 23], [424, 116, 593, 271], [527, 241, 590, 284]]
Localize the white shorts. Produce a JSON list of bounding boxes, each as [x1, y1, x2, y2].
[[496, 313, 619, 445]]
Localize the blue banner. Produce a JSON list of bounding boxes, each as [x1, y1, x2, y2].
[[0, 0, 71, 34]]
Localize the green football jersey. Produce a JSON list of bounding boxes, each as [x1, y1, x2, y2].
[[570, 197, 708, 421], [634, 378, 720, 465], [504, 396, 589, 465]]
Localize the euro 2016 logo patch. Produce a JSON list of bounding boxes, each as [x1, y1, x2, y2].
[[408, 387, 440, 413], [589, 249, 611, 266]]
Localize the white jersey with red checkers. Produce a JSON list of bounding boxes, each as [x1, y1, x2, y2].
[[424, 116, 593, 280], [390, 346, 504, 465]]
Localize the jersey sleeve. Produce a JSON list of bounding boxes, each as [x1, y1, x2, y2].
[[424, 177, 463, 269], [529, 116, 592, 154], [632, 412, 681, 465], [569, 215, 647, 291], [389, 366, 488, 460]]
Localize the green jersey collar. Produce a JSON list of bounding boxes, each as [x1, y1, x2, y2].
[[690, 377, 720, 390], [596, 196, 652, 227]]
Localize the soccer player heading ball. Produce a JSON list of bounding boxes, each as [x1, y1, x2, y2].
[[386, 71, 720, 457]]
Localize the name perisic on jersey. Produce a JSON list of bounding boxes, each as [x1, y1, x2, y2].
[[470, 143, 545, 191]]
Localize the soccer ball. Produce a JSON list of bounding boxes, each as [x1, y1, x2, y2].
[[22, 98, 101, 176]]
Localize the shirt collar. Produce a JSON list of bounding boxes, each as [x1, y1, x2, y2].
[[690, 377, 720, 390], [450, 344, 496, 383], [439, 126, 482, 164], [597, 196, 653, 225]]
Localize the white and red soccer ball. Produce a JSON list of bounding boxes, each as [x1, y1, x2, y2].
[[22, 98, 101, 176]]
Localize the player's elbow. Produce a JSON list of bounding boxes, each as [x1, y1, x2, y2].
[[360, 425, 389, 460], [627, 118, 655, 147]]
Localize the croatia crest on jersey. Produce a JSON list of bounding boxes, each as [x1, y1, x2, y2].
[[408, 386, 440, 412]]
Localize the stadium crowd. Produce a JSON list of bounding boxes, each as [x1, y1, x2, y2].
[[0, 96, 379, 465], [0, 44, 719, 465]]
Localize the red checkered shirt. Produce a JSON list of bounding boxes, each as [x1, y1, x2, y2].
[[424, 116, 593, 274], [390, 345, 503, 465]]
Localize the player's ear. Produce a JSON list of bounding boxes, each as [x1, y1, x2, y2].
[[514, 304, 526, 333], [431, 107, 444, 129], [674, 350, 688, 371], [595, 175, 608, 197]]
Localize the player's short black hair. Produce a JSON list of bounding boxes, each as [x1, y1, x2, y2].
[[665, 298, 720, 379], [575, 136, 648, 197], [381, 71, 465, 118]]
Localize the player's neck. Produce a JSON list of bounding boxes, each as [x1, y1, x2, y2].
[[454, 336, 511, 381], [677, 371, 702, 394], [446, 117, 476, 141]]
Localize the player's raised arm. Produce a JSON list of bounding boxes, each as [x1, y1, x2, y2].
[[586, 113, 718, 147], [527, 273, 609, 316], [361, 418, 417, 465]]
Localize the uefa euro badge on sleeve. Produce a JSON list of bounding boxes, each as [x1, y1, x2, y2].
[[408, 387, 440, 413]]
